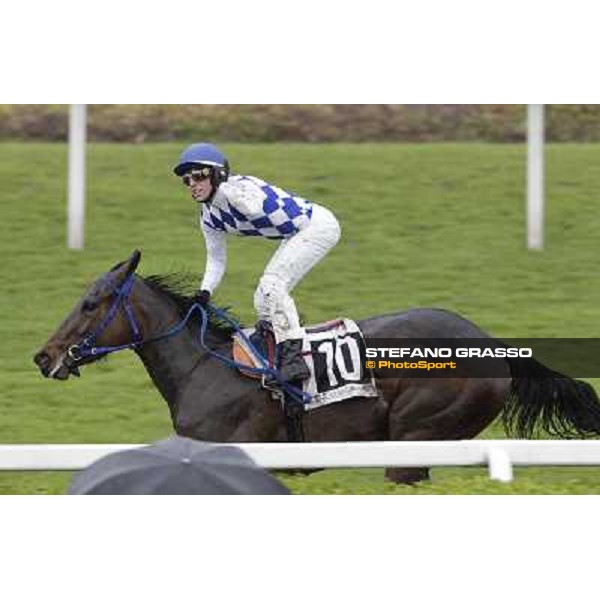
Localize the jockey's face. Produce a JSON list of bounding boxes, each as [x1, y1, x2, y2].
[[182, 168, 213, 203]]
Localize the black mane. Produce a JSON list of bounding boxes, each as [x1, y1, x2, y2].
[[142, 273, 239, 338]]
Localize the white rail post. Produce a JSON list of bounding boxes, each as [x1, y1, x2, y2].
[[487, 447, 513, 482], [527, 104, 545, 250], [67, 104, 87, 250]]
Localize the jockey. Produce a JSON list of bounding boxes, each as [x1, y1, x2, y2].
[[174, 142, 341, 386]]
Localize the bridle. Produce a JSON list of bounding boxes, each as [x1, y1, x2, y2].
[[65, 271, 313, 404], [66, 273, 143, 362]]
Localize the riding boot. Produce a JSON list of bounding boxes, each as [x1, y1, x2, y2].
[[277, 338, 311, 384]]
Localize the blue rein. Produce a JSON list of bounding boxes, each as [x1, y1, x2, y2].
[[67, 274, 312, 404]]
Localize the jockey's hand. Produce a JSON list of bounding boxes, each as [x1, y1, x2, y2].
[[193, 290, 211, 307]]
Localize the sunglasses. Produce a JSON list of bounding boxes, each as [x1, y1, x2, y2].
[[182, 168, 212, 186]]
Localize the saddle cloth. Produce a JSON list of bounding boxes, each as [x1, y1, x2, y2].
[[233, 318, 379, 411]]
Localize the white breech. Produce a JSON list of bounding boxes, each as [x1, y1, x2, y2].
[[253, 204, 341, 343]]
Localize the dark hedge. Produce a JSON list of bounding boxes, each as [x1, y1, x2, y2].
[[1, 104, 599, 142]]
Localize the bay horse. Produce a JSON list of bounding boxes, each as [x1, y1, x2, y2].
[[33, 250, 600, 484]]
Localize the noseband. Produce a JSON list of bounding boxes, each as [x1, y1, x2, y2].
[[67, 273, 142, 362]]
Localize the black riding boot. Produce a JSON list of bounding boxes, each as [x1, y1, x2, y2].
[[277, 338, 311, 384]]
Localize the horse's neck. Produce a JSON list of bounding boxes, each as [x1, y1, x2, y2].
[[133, 281, 225, 413]]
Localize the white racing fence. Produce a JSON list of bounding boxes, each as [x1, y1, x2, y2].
[[1, 440, 600, 483]]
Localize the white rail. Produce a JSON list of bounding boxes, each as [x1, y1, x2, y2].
[[2, 440, 600, 482]]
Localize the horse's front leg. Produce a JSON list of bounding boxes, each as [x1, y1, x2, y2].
[[226, 394, 287, 442], [175, 385, 285, 443]]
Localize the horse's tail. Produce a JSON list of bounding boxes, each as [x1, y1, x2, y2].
[[502, 354, 600, 438]]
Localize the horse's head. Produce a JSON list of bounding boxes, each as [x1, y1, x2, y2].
[[33, 250, 143, 380]]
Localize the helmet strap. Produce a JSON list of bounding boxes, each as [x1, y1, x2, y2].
[[205, 162, 230, 202]]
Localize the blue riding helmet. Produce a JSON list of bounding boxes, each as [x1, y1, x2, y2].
[[173, 143, 230, 185]]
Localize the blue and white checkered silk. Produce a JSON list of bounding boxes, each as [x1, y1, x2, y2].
[[201, 175, 313, 239]]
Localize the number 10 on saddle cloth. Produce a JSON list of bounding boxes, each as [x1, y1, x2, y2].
[[301, 319, 379, 410]]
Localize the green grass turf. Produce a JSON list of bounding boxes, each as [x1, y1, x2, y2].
[[2, 141, 600, 494]]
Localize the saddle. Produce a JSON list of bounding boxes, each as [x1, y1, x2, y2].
[[232, 319, 346, 379], [233, 318, 379, 444], [232, 322, 278, 379], [232, 318, 379, 410]]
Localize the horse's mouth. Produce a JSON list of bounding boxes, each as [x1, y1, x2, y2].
[[34, 351, 81, 380], [47, 358, 81, 380], [50, 361, 80, 380]]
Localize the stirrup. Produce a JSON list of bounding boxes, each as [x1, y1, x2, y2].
[[261, 373, 285, 406], [261, 371, 280, 390]]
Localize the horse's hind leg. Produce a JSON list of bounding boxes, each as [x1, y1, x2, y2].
[[384, 379, 506, 485], [384, 384, 446, 485]]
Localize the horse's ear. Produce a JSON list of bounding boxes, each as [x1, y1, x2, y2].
[[111, 249, 142, 282], [127, 249, 142, 274]]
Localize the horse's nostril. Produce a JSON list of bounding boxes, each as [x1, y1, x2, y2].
[[34, 351, 50, 368]]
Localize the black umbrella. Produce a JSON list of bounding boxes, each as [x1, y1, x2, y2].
[[68, 435, 290, 495]]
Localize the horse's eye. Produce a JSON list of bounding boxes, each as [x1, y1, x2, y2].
[[82, 300, 98, 313]]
